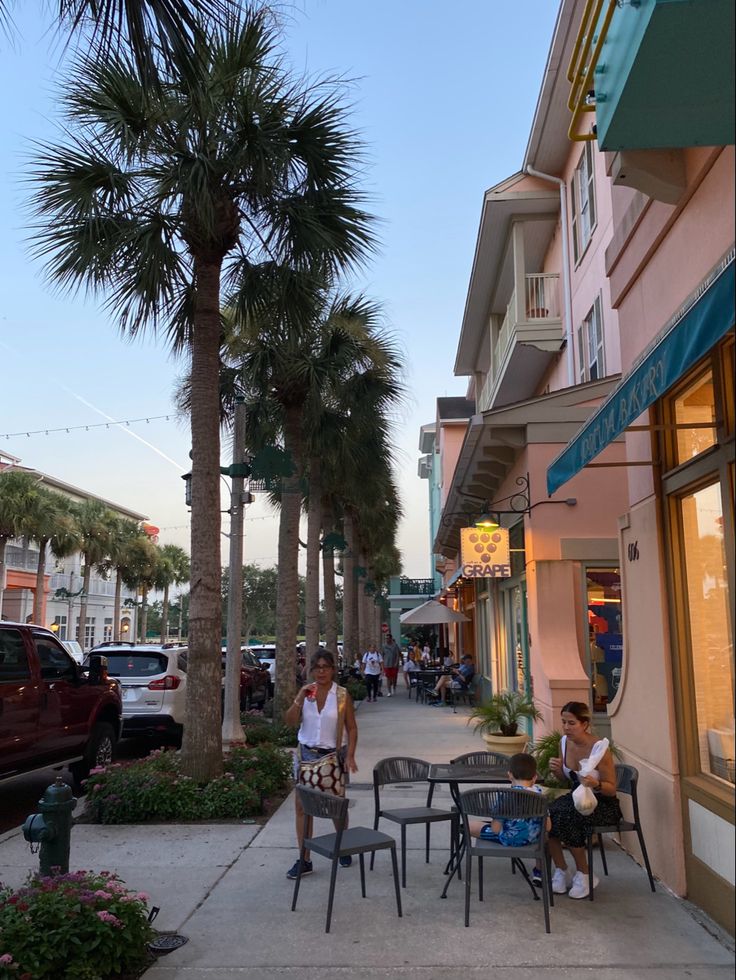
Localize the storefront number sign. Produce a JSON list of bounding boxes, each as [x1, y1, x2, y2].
[[460, 527, 511, 578]]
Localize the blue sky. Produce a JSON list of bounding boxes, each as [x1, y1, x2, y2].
[[0, 0, 559, 577]]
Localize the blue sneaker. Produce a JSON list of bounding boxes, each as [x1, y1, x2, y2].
[[339, 855, 353, 868], [532, 867, 543, 887], [286, 859, 313, 879]]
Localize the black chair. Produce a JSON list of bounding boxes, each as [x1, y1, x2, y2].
[[458, 786, 553, 933], [291, 787, 402, 933], [451, 751, 511, 768], [371, 756, 459, 887], [446, 674, 481, 712], [586, 763, 656, 901]]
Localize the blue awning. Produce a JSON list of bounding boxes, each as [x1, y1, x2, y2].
[[547, 257, 735, 496]]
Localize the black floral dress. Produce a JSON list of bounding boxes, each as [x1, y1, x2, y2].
[[548, 738, 622, 848]]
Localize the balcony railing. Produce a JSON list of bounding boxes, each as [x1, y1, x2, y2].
[[494, 274, 560, 374], [399, 578, 435, 596]]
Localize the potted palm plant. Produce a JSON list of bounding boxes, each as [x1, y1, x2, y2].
[[468, 690, 541, 755]]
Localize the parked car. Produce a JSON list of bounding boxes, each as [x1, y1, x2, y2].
[[247, 644, 276, 695], [91, 644, 187, 744], [0, 621, 122, 785], [220, 647, 271, 709], [61, 639, 84, 664]]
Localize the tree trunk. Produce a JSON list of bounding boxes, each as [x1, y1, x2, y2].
[[140, 587, 149, 642], [322, 500, 339, 659], [77, 556, 92, 649], [114, 572, 122, 642], [357, 549, 369, 656], [342, 511, 358, 662], [274, 403, 303, 724], [0, 538, 7, 619], [304, 456, 322, 656], [180, 257, 224, 782], [33, 537, 49, 623], [161, 584, 170, 643]]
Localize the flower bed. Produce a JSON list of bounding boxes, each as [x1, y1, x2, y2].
[[239, 712, 298, 746], [85, 744, 292, 824], [0, 870, 153, 980]]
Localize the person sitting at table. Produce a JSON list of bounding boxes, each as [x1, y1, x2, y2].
[[467, 752, 548, 886], [403, 650, 419, 693], [428, 653, 474, 703]]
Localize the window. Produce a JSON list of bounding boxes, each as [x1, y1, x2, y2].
[[673, 369, 717, 464], [53, 614, 68, 641], [571, 142, 597, 263], [103, 618, 113, 643], [577, 296, 605, 382], [75, 617, 95, 650], [34, 636, 77, 680], [0, 628, 31, 682], [585, 568, 623, 717], [678, 482, 733, 785]]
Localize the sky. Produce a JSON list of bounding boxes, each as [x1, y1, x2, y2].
[[0, 0, 559, 579]]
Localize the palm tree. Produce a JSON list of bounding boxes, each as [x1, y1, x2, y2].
[[118, 534, 160, 640], [100, 517, 143, 641], [71, 499, 114, 648], [24, 487, 81, 624], [155, 544, 190, 642], [28, 10, 374, 780], [1, 0, 232, 85], [0, 469, 42, 618]]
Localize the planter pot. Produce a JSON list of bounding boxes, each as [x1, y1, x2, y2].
[[481, 732, 530, 756]]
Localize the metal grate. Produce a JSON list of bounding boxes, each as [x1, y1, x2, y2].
[[149, 934, 189, 955]]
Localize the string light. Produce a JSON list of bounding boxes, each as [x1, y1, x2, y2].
[[1, 414, 173, 439]]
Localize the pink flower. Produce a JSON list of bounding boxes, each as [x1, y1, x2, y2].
[[96, 910, 122, 927], [93, 890, 113, 900], [88, 767, 107, 776], [0, 953, 14, 965], [136, 892, 150, 902]]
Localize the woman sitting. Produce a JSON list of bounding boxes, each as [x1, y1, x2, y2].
[[547, 700, 622, 899]]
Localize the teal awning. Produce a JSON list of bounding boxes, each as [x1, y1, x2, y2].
[[547, 258, 735, 496]]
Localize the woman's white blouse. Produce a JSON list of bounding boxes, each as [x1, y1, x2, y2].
[[298, 681, 340, 749]]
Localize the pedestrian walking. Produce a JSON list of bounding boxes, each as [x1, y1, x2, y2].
[[381, 633, 401, 697], [361, 646, 383, 702], [283, 649, 358, 879]]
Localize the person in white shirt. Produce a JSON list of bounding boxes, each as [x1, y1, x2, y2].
[[361, 647, 383, 702], [284, 649, 358, 880]]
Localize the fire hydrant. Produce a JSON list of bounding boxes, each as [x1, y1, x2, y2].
[[22, 776, 77, 876]]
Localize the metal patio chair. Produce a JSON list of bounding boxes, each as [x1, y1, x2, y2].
[[451, 751, 512, 768]]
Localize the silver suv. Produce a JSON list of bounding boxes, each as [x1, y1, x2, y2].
[[89, 644, 187, 744]]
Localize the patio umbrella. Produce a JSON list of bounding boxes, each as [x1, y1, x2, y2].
[[399, 599, 469, 625]]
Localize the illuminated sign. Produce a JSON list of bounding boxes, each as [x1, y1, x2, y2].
[[460, 527, 511, 579]]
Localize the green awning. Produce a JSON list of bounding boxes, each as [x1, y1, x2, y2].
[[547, 257, 735, 496]]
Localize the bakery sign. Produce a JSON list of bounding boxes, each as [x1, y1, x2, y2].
[[460, 527, 511, 578]]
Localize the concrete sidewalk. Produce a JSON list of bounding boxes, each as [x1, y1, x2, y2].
[[1, 690, 733, 979]]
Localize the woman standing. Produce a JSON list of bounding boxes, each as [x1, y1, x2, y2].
[[284, 650, 358, 879], [547, 701, 622, 899]]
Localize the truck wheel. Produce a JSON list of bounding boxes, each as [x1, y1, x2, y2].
[[71, 722, 116, 789]]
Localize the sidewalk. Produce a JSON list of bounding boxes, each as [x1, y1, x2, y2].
[[1, 690, 733, 979]]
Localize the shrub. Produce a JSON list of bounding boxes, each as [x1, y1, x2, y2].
[[239, 713, 298, 747], [85, 745, 291, 824], [0, 870, 153, 980], [346, 679, 367, 701]]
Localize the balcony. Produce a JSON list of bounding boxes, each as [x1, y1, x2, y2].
[[478, 273, 564, 411], [398, 578, 435, 597], [569, 0, 735, 151]]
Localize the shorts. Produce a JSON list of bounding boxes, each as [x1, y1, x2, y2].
[[384, 666, 398, 681]]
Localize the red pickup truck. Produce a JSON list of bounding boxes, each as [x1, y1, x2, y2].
[[0, 621, 122, 785]]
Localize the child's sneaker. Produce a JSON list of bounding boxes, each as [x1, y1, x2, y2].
[[531, 867, 543, 887], [551, 867, 571, 894], [286, 859, 313, 879], [568, 870, 599, 899]]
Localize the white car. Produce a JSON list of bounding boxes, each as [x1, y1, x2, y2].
[[89, 644, 187, 744], [248, 644, 275, 694]]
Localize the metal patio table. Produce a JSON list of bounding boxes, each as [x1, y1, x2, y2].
[[427, 762, 510, 898]]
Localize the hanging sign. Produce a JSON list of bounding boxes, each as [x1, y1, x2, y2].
[[460, 527, 511, 578]]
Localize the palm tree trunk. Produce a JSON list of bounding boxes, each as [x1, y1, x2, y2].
[[113, 572, 122, 642], [274, 403, 303, 724], [33, 537, 49, 623], [322, 500, 339, 658], [140, 587, 149, 641], [78, 557, 92, 648], [304, 456, 322, 656], [180, 257, 224, 782], [357, 549, 369, 656], [342, 511, 358, 662], [161, 584, 170, 643]]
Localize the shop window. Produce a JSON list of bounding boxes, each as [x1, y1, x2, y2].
[[673, 369, 717, 464], [679, 482, 734, 786], [585, 568, 623, 715]]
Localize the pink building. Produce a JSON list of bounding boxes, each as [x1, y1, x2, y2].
[[432, 0, 734, 930]]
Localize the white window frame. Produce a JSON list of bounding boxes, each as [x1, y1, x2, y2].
[[103, 618, 113, 643], [76, 616, 96, 649], [577, 296, 605, 382], [571, 142, 597, 263], [53, 614, 68, 641]]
